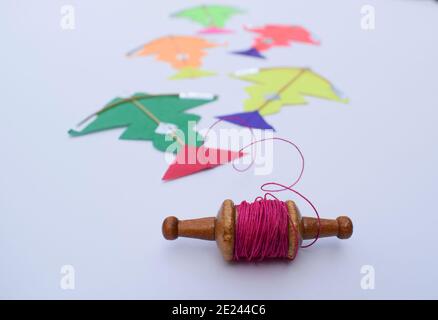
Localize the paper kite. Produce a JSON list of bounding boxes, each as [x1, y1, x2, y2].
[[172, 5, 244, 34], [232, 24, 319, 59], [126, 36, 221, 79], [69, 93, 244, 180], [217, 67, 348, 130]]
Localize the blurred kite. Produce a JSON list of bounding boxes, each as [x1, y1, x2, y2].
[[127, 36, 222, 79], [172, 5, 244, 34], [68, 92, 244, 180], [217, 67, 348, 130], [232, 24, 319, 59]]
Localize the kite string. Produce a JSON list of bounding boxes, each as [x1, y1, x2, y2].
[[257, 68, 307, 112], [234, 136, 321, 249], [76, 95, 185, 147], [130, 99, 185, 146], [203, 119, 321, 249], [75, 94, 177, 127], [130, 100, 161, 124]]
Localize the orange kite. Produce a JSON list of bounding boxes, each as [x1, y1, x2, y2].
[[127, 35, 221, 79]]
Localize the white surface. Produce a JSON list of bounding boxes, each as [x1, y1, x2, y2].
[[1, 0, 438, 299]]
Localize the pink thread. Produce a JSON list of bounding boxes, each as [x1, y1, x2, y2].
[[203, 121, 321, 259], [234, 199, 291, 261], [233, 137, 321, 250], [261, 182, 320, 248]]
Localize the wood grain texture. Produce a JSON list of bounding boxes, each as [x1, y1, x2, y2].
[[301, 216, 353, 240], [285, 200, 303, 259], [162, 216, 216, 240], [215, 199, 235, 261]]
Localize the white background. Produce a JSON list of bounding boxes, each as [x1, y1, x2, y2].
[[1, 0, 437, 299]]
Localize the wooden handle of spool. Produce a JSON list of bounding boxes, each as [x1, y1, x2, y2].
[[162, 200, 353, 261]]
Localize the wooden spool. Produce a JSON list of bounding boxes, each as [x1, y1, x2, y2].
[[162, 199, 353, 261]]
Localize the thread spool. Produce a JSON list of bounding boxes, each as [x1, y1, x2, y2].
[[162, 199, 353, 261]]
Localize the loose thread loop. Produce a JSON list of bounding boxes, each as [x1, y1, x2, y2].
[[232, 136, 321, 250], [203, 121, 321, 260]]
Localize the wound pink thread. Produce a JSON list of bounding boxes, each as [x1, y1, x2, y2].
[[234, 199, 292, 261], [204, 121, 321, 257]]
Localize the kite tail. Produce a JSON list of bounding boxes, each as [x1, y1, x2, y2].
[[231, 47, 266, 59], [161, 145, 245, 181], [198, 27, 234, 35], [170, 67, 216, 80], [216, 111, 275, 131]]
